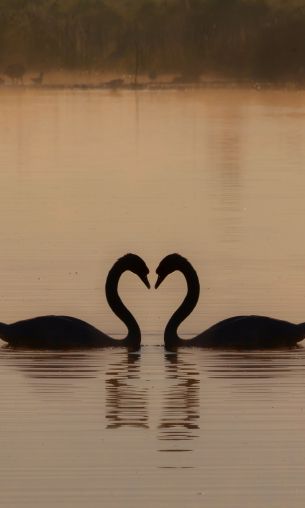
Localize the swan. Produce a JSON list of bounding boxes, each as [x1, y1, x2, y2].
[[0, 254, 150, 350], [155, 253, 305, 350]]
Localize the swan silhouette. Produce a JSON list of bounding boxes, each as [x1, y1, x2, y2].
[[0, 254, 150, 350], [155, 254, 305, 350]]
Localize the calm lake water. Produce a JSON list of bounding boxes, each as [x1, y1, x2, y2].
[[0, 87, 305, 506]]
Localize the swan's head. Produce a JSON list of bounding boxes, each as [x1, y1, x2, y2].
[[118, 253, 150, 289], [155, 253, 190, 289]]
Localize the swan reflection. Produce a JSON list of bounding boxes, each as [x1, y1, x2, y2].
[[0, 348, 101, 380], [106, 352, 148, 429], [203, 349, 303, 380], [158, 352, 199, 452]]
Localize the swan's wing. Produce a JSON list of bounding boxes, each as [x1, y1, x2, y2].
[[206, 315, 294, 334], [205, 315, 248, 333], [202, 315, 298, 347], [11, 315, 98, 329], [9, 315, 103, 337], [7, 315, 106, 346]]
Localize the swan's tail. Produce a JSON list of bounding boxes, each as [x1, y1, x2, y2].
[[0, 322, 8, 342], [298, 322, 305, 339]]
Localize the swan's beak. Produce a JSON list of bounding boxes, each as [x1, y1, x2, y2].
[[142, 275, 150, 289], [155, 274, 164, 289]]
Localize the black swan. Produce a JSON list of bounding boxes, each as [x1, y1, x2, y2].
[[0, 254, 150, 350], [155, 254, 305, 350]]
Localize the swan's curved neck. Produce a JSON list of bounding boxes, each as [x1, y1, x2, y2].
[[105, 263, 141, 350], [165, 263, 200, 351]]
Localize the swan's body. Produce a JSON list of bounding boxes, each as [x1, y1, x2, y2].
[[0, 254, 150, 350], [0, 316, 122, 348], [155, 254, 305, 350]]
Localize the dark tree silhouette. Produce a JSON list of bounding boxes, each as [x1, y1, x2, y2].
[[0, 0, 304, 82], [5, 63, 26, 83]]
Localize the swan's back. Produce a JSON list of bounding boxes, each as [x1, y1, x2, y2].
[[0, 315, 109, 348], [192, 315, 303, 348]]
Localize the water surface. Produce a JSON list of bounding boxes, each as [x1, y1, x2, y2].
[[0, 88, 305, 506]]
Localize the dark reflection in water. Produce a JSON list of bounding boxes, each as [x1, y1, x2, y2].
[[106, 352, 148, 429], [9, 353, 98, 379], [158, 353, 199, 454], [202, 348, 305, 380], [0, 347, 100, 380], [0, 345, 305, 507]]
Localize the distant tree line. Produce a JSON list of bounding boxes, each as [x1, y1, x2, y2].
[[1, 0, 305, 81]]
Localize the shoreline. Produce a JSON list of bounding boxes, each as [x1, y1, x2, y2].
[[1, 80, 305, 92]]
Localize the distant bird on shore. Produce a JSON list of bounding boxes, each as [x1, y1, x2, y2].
[[31, 71, 44, 85], [5, 64, 26, 83]]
